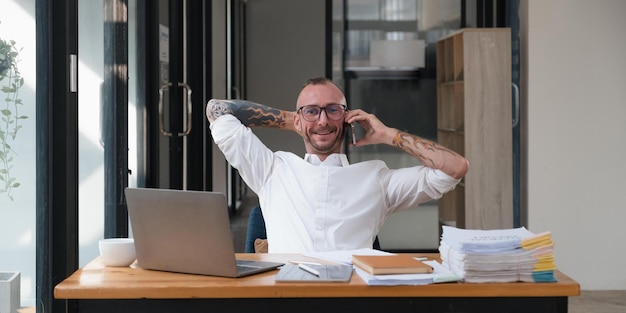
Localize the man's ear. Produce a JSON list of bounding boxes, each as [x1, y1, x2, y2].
[[293, 113, 301, 132]]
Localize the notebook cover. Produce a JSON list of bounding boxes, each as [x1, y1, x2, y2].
[[352, 254, 433, 275]]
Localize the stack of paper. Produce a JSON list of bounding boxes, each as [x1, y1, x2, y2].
[[354, 260, 460, 286], [438, 226, 557, 283]]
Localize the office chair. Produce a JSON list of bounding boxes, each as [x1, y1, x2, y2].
[[244, 206, 269, 253], [244, 206, 381, 253]]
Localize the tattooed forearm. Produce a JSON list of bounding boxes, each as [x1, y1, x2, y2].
[[207, 99, 293, 130], [393, 132, 436, 167], [237, 105, 289, 128], [207, 99, 234, 121], [392, 130, 468, 178]]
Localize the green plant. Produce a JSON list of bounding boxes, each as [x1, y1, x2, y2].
[[0, 32, 25, 201]]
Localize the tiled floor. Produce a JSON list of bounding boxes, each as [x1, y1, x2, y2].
[[229, 197, 626, 313], [569, 290, 626, 313]]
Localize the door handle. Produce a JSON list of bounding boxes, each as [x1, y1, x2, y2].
[[512, 83, 519, 128], [158, 83, 173, 137], [179, 82, 192, 137], [158, 82, 193, 137]]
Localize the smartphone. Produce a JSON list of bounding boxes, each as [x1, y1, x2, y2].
[[345, 123, 356, 146]]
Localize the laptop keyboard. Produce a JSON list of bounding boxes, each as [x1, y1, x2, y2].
[[237, 265, 258, 275], [236, 260, 265, 275], [236, 259, 282, 275], [237, 260, 260, 267]]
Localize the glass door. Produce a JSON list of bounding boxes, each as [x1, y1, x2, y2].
[[340, 0, 462, 251], [77, 0, 108, 266], [77, 0, 213, 265], [149, 0, 212, 191]]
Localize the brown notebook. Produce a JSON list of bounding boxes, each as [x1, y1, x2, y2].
[[352, 254, 433, 275]]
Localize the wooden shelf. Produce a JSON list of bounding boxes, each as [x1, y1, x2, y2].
[[436, 28, 513, 230]]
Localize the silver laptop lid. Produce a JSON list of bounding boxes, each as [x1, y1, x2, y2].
[[125, 187, 240, 277]]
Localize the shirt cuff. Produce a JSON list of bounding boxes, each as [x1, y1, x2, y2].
[[209, 114, 241, 143]]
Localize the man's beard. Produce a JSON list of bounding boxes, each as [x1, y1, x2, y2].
[[305, 126, 344, 153]]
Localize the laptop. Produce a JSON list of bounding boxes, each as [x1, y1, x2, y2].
[[124, 187, 283, 278]]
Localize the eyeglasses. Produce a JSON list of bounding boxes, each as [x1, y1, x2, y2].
[[297, 104, 347, 122]]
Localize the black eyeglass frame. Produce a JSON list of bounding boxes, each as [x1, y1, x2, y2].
[[296, 104, 348, 122]]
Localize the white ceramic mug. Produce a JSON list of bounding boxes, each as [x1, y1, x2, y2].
[[99, 238, 136, 267]]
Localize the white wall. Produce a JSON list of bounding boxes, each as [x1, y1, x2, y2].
[[521, 0, 626, 290]]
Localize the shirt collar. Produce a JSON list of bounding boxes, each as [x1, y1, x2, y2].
[[304, 153, 349, 167]]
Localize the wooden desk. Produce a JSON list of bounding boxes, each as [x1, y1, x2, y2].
[[55, 253, 580, 313]]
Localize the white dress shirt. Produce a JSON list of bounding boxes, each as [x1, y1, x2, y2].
[[211, 115, 460, 253]]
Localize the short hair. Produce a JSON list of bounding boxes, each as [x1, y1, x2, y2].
[[301, 77, 335, 89], [297, 77, 345, 109]]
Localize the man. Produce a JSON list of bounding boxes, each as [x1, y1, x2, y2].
[[207, 77, 468, 253]]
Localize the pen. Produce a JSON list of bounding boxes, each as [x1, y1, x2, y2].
[[289, 260, 322, 266], [298, 263, 320, 277]]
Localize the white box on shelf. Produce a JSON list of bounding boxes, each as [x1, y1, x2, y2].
[[370, 40, 426, 68], [0, 272, 20, 313]]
